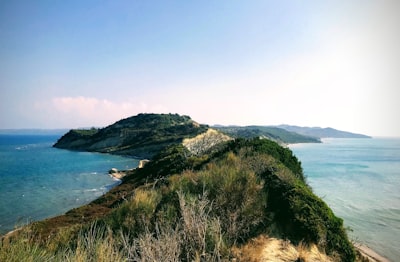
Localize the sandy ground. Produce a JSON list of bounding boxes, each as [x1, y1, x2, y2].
[[109, 171, 126, 179], [355, 244, 391, 262]]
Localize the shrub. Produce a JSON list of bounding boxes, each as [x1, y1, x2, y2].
[[106, 189, 161, 235], [0, 229, 54, 262], [2, 137, 355, 261]]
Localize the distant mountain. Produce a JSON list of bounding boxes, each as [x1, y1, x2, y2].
[[54, 113, 208, 158], [213, 125, 321, 144], [277, 125, 371, 138]]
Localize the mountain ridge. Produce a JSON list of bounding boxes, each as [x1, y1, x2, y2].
[[54, 114, 328, 159], [213, 125, 321, 144], [277, 124, 371, 138]]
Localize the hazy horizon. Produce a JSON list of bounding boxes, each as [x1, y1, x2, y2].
[[0, 117, 386, 138], [1, 1, 399, 137]]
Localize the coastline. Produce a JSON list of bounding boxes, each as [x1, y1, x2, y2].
[[355, 244, 391, 262], [108, 169, 127, 180], [108, 159, 150, 180], [289, 138, 400, 261], [1, 152, 393, 261]]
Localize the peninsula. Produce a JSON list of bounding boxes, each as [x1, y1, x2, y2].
[[2, 113, 376, 261]]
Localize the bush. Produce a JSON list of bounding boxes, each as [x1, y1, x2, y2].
[[261, 172, 356, 261], [3, 137, 355, 261], [0, 229, 54, 262], [105, 189, 161, 235]]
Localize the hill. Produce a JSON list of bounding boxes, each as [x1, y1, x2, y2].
[[278, 125, 371, 138], [54, 114, 321, 158], [2, 122, 359, 261], [214, 125, 321, 144], [53, 113, 208, 158]]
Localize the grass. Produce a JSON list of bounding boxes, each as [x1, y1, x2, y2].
[[1, 138, 356, 261]]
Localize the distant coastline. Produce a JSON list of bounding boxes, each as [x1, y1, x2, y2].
[[277, 125, 371, 139], [0, 129, 69, 135]]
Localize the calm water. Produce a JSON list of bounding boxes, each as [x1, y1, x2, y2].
[[290, 138, 400, 261], [0, 134, 139, 235], [1, 135, 399, 260]]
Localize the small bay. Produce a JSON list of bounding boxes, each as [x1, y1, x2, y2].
[[0, 134, 139, 235]]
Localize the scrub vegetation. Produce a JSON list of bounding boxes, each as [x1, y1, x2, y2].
[[1, 137, 356, 261]]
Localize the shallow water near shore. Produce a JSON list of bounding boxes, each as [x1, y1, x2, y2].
[[0, 134, 139, 235], [290, 138, 400, 261]]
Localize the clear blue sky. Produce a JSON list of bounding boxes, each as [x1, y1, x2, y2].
[[1, 0, 399, 136]]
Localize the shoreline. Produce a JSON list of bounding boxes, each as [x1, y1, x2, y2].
[[108, 169, 127, 180], [108, 159, 150, 180], [355, 244, 391, 262], [1, 154, 393, 261]]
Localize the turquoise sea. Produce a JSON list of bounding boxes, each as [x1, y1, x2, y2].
[[290, 138, 400, 261], [0, 134, 139, 235], [1, 135, 399, 260]]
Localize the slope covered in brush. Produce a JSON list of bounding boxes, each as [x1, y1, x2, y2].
[[215, 125, 321, 144], [53, 113, 208, 158], [8, 137, 356, 261]]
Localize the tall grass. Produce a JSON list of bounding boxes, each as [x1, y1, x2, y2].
[[1, 138, 355, 261], [0, 229, 54, 262]]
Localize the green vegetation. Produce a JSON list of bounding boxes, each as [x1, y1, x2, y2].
[[215, 125, 321, 144], [72, 127, 99, 136], [1, 138, 355, 261], [54, 113, 208, 158], [54, 114, 322, 160]]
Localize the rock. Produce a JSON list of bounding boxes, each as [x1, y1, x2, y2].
[[109, 168, 118, 174], [138, 159, 150, 168]]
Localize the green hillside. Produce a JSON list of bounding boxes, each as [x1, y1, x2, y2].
[[54, 113, 208, 158], [2, 137, 356, 261], [214, 125, 321, 144]]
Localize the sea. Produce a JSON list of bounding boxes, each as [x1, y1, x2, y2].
[[0, 133, 139, 235], [0, 134, 399, 260], [289, 138, 400, 261]]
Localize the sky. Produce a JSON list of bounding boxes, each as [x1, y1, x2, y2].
[[0, 1, 399, 136]]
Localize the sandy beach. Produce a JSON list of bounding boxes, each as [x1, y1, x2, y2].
[[109, 170, 127, 179], [355, 244, 391, 262]]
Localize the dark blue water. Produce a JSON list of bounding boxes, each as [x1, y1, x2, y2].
[[290, 138, 400, 261], [0, 134, 139, 235]]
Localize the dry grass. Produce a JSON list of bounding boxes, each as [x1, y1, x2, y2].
[[63, 226, 124, 262], [1, 138, 354, 261], [126, 225, 181, 262], [297, 242, 333, 262], [233, 235, 334, 262]]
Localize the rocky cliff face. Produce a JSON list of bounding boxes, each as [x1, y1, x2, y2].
[[54, 113, 208, 158]]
